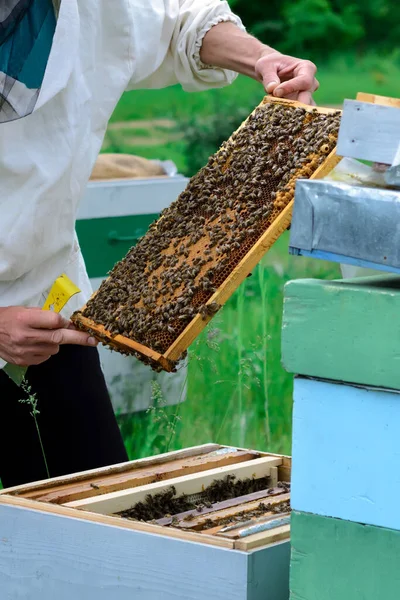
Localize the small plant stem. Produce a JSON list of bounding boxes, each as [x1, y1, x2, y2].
[[20, 380, 50, 479], [258, 264, 272, 447], [33, 417, 50, 479], [237, 283, 246, 447]]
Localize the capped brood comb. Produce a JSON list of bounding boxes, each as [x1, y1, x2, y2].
[[72, 96, 341, 371]]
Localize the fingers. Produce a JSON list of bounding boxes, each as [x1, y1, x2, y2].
[[274, 60, 317, 98], [265, 78, 281, 94], [297, 90, 314, 105], [22, 308, 70, 330], [50, 328, 98, 347]]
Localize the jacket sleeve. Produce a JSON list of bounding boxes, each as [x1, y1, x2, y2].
[[127, 0, 245, 92]]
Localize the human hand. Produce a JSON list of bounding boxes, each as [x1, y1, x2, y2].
[[0, 306, 97, 367], [255, 50, 319, 106]]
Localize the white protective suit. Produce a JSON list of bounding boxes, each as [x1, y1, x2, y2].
[[0, 0, 243, 367]]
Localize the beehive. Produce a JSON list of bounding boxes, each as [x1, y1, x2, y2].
[[0, 445, 292, 599], [72, 96, 341, 371]]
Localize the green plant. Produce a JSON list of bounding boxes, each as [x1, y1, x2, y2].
[[146, 379, 185, 453], [19, 380, 50, 478]]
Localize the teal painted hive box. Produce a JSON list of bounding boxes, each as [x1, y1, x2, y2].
[[282, 275, 400, 600], [0, 444, 292, 600]]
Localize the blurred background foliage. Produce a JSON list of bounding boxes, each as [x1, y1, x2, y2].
[[229, 0, 399, 57]]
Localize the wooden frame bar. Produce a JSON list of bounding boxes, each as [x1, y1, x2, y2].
[[66, 455, 283, 513], [175, 492, 291, 531], [2, 443, 221, 498], [28, 448, 260, 505]]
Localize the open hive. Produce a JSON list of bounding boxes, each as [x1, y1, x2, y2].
[[2, 444, 291, 551], [72, 96, 341, 371]]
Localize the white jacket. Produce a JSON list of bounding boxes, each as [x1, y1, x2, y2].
[[0, 0, 242, 335]]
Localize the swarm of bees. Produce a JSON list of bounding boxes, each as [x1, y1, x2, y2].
[[73, 100, 341, 368], [117, 474, 277, 522]]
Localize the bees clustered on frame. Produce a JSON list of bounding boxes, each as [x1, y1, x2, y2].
[[74, 101, 341, 366]]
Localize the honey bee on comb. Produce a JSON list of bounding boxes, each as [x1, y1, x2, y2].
[[72, 97, 341, 371]]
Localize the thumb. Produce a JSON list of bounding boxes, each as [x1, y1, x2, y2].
[[255, 55, 281, 93], [264, 75, 281, 94], [51, 328, 98, 347]]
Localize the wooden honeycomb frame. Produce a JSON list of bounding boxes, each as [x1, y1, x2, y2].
[[73, 96, 341, 371]]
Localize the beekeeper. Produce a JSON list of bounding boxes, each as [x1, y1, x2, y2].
[[0, 0, 318, 488]]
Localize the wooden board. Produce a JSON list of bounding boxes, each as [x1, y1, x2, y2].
[[356, 92, 400, 108], [0, 496, 291, 599], [282, 274, 400, 390], [219, 513, 291, 540], [0, 499, 243, 599], [66, 456, 282, 514], [247, 542, 290, 600], [2, 443, 221, 497], [72, 97, 341, 372], [174, 492, 291, 531], [337, 98, 400, 164], [29, 449, 259, 504], [291, 378, 400, 530], [234, 524, 290, 551], [291, 511, 400, 600], [0, 494, 234, 549]]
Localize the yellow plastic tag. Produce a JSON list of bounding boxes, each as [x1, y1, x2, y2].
[[42, 273, 80, 313], [4, 274, 80, 386]]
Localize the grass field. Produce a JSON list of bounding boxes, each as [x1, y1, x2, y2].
[[114, 52, 398, 459]]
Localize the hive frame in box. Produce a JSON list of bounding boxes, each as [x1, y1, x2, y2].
[[0, 443, 291, 552], [73, 96, 341, 372]]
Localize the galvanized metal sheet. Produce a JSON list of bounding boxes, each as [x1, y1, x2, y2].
[[290, 179, 400, 269]]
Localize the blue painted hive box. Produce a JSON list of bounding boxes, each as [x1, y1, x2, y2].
[[282, 274, 400, 600], [0, 444, 291, 600]]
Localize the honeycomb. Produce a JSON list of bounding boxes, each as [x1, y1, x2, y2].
[[72, 98, 341, 370]]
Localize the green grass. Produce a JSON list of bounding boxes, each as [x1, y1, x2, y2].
[[118, 233, 340, 459]]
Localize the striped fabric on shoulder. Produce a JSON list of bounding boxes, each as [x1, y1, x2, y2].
[[0, 0, 57, 123]]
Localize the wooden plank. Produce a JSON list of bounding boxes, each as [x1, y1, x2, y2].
[[291, 511, 400, 600], [66, 456, 282, 514], [356, 92, 400, 108], [0, 501, 246, 600], [176, 493, 291, 531], [247, 541, 290, 600], [31, 449, 259, 504], [156, 487, 287, 527], [282, 275, 400, 390], [72, 313, 176, 370], [234, 525, 290, 551], [219, 514, 291, 540], [4, 443, 221, 498], [269, 466, 278, 488], [337, 99, 400, 164], [0, 494, 234, 549], [291, 378, 400, 530]]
